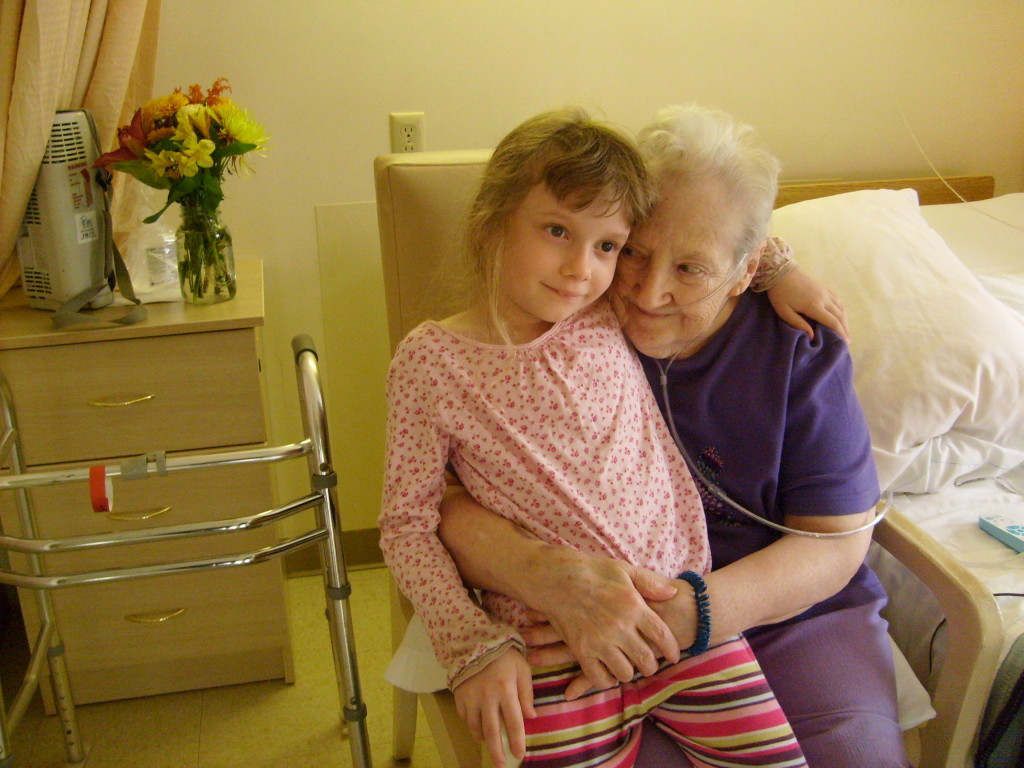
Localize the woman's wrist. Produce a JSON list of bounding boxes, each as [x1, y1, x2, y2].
[[520, 543, 594, 613], [649, 580, 699, 651]]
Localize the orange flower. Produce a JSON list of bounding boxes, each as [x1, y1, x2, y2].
[[184, 83, 206, 104], [181, 78, 232, 107], [205, 77, 232, 106], [141, 92, 189, 142]]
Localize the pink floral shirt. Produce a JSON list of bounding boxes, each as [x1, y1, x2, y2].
[[379, 300, 709, 688]]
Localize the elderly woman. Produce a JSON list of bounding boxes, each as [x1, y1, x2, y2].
[[438, 104, 908, 767]]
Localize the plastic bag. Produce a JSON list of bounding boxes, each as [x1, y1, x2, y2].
[[117, 182, 182, 303]]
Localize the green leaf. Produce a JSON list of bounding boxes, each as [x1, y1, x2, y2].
[[201, 173, 225, 209], [151, 135, 182, 153], [141, 175, 202, 224], [218, 141, 257, 157], [167, 174, 203, 205], [109, 160, 172, 190]]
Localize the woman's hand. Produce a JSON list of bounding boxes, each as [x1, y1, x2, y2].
[[453, 647, 535, 768], [438, 492, 682, 695], [767, 267, 850, 342], [519, 552, 681, 694]]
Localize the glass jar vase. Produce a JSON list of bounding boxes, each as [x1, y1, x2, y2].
[[176, 198, 237, 304]]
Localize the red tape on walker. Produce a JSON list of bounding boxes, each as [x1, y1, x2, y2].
[[89, 465, 113, 512]]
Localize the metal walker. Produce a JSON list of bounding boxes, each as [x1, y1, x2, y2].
[[0, 335, 371, 768]]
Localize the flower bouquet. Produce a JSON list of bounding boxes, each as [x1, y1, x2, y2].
[[95, 78, 268, 303]]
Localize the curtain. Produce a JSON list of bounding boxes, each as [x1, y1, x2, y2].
[[0, 0, 160, 299]]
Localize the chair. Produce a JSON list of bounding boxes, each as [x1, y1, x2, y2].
[[373, 150, 1003, 768]]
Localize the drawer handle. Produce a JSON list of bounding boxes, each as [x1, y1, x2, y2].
[[106, 506, 172, 522], [87, 394, 156, 407], [124, 608, 186, 624]]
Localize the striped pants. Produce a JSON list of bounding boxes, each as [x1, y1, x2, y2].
[[522, 635, 807, 768]]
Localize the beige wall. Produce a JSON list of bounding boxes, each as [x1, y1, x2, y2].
[[154, 0, 1024, 539]]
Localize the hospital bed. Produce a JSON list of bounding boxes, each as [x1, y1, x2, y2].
[[0, 337, 372, 768], [374, 150, 1022, 768]]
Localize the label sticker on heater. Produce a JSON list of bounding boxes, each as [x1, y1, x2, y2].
[[68, 161, 93, 209], [76, 211, 98, 243]]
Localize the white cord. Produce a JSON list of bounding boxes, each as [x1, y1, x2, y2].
[[896, 98, 1024, 236]]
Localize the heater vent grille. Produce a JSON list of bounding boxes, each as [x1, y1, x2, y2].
[[42, 119, 88, 165]]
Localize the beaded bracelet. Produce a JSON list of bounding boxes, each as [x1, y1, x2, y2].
[[678, 570, 712, 656]]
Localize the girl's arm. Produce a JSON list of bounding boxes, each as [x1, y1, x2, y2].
[[379, 339, 522, 690], [755, 237, 850, 341]]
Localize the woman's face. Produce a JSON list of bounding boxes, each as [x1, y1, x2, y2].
[[611, 176, 760, 360]]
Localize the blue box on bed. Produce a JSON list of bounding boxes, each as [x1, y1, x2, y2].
[[979, 513, 1024, 553]]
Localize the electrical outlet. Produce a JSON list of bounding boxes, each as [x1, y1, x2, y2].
[[389, 112, 424, 153]]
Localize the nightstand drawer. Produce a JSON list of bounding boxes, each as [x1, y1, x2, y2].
[[0, 462, 277, 574], [0, 328, 266, 466], [50, 565, 288, 670], [45, 564, 291, 704]]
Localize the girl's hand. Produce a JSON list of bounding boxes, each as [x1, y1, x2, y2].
[[454, 647, 535, 768], [767, 267, 850, 342]]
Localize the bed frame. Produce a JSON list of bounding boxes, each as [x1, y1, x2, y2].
[[776, 175, 994, 207], [375, 153, 1004, 768]]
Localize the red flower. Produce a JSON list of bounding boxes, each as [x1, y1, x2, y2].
[[94, 109, 147, 168]]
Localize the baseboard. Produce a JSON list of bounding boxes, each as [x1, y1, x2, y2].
[[283, 527, 383, 576]]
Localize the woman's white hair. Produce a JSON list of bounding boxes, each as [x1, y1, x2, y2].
[[637, 104, 781, 261]]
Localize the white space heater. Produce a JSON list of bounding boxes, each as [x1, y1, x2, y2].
[[16, 110, 113, 311]]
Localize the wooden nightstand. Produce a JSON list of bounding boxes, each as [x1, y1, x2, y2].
[[0, 259, 294, 711]]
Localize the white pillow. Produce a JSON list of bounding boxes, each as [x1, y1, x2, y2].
[[771, 189, 1024, 493]]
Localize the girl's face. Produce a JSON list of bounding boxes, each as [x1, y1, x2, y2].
[[499, 183, 630, 342]]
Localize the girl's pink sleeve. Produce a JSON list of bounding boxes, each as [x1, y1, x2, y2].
[[750, 236, 798, 292], [378, 337, 522, 689]]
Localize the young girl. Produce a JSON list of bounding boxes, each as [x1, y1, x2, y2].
[[380, 108, 808, 768]]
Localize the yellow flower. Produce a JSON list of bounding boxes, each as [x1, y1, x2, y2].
[[174, 103, 214, 141], [145, 148, 180, 179], [212, 99, 268, 150], [94, 78, 267, 224], [177, 135, 216, 177]]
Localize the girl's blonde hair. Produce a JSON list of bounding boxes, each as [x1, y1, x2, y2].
[[464, 107, 653, 342]]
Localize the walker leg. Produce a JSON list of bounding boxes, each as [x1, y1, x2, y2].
[[45, 633, 85, 764], [1, 673, 13, 768], [321, 557, 372, 768], [293, 340, 372, 767]]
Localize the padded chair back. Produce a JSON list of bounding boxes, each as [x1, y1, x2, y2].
[[374, 150, 496, 768], [374, 150, 491, 353]]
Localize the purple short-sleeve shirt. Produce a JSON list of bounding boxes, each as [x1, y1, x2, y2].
[[638, 291, 885, 635]]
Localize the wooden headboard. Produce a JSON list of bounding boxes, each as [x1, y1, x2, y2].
[[775, 175, 995, 207]]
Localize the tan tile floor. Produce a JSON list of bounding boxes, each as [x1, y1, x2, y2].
[[1, 567, 447, 768]]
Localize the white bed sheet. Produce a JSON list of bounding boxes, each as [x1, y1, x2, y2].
[[922, 193, 1024, 323], [920, 192, 1024, 275]]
